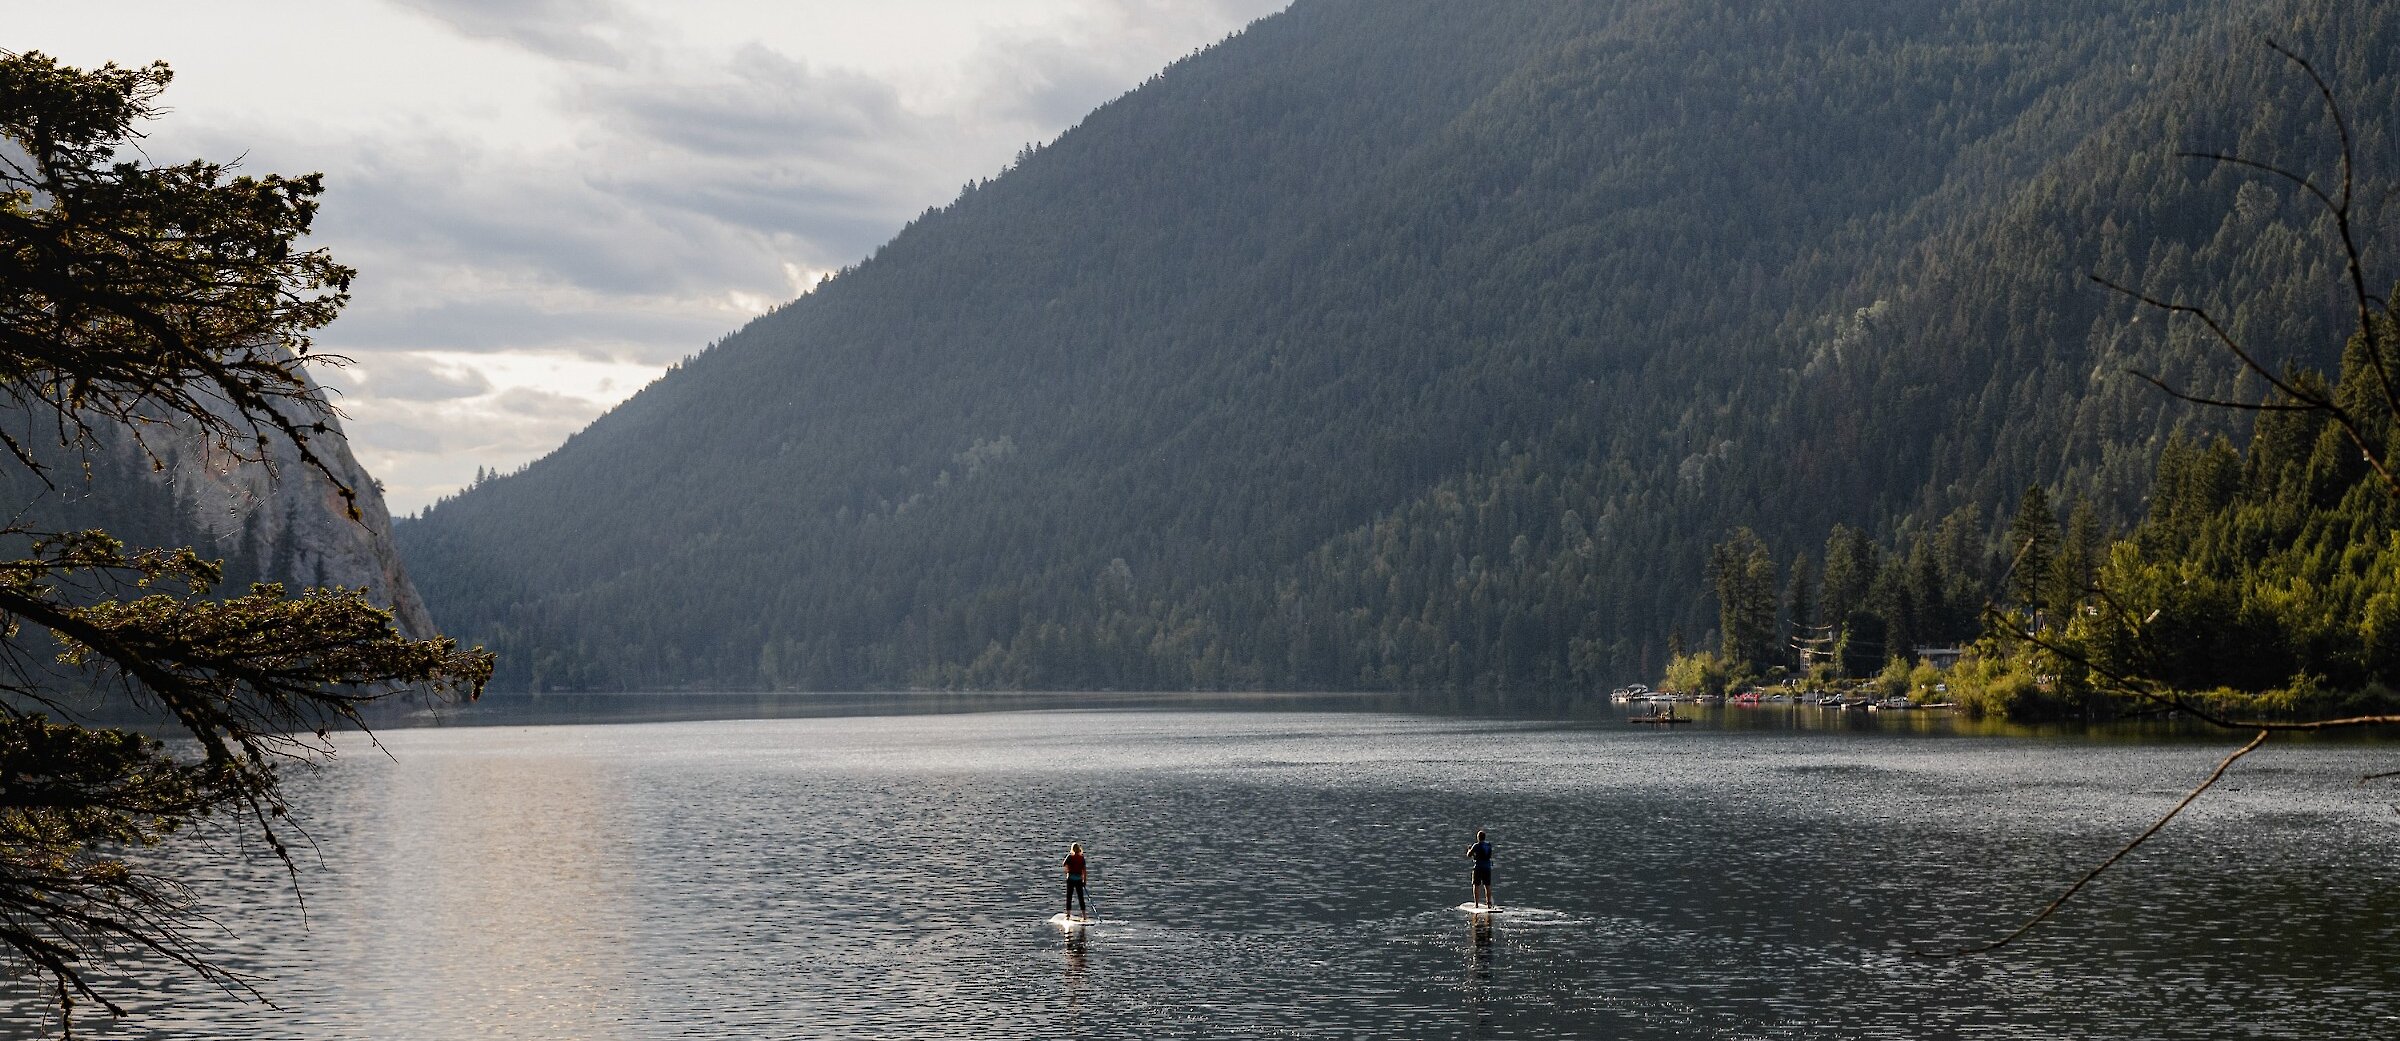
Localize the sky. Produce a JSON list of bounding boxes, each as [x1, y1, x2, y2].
[[17, 0, 1288, 513]]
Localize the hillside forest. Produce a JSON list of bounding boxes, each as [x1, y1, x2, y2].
[[393, 0, 2400, 706]]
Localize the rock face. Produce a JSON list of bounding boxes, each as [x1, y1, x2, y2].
[[142, 388, 437, 639], [3, 366, 436, 640]]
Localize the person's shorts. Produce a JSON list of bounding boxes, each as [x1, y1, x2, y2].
[[1068, 876, 1086, 887], [1472, 867, 1492, 884]]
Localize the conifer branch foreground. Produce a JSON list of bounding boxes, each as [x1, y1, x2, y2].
[[0, 50, 493, 1033]]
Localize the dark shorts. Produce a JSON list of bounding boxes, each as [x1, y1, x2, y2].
[[1472, 866, 1492, 884], [1067, 876, 1086, 890]]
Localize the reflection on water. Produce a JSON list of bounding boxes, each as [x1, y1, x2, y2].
[[9, 697, 2397, 1039], [381, 746, 637, 1039]]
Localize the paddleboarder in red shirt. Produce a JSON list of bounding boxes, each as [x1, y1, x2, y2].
[[1064, 843, 1089, 918]]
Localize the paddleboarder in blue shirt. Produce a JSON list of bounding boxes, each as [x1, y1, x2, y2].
[[1466, 830, 1496, 908]]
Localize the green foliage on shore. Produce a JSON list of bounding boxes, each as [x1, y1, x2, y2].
[[2035, 297, 2400, 712], [1908, 284, 2400, 721], [1939, 651, 2046, 718], [1662, 650, 1733, 697]]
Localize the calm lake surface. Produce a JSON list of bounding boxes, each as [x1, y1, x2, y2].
[[20, 694, 2400, 1039]]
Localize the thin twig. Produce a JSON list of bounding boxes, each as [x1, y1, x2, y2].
[[2099, 39, 2400, 498], [2122, 369, 2325, 412], [1916, 729, 2269, 958], [2262, 38, 2399, 425]]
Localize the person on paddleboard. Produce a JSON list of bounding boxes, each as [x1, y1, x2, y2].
[[1466, 830, 1496, 908], [1064, 843, 1089, 918]]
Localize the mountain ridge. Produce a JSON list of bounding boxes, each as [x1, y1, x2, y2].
[[398, 0, 2399, 692]]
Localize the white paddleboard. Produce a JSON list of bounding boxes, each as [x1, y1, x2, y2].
[[1456, 903, 1506, 914], [1048, 913, 1098, 928]]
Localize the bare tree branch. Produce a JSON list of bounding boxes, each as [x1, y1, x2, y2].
[[2095, 275, 2399, 495], [2118, 40, 2400, 498], [2122, 368, 2329, 413], [1917, 729, 2268, 958], [2262, 39, 2399, 426]]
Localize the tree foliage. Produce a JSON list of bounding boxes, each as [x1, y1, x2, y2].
[[2004, 486, 2060, 615], [1980, 43, 2400, 718], [2052, 305, 2400, 703], [0, 53, 351, 501], [1707, 528, 1778, 673], [0, 51, 492, 1029]]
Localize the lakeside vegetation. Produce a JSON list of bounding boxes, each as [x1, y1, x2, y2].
[[1678, 281, 2399, 721]]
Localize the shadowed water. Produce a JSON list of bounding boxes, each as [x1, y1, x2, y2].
[[13, 697, 2400, 1038]]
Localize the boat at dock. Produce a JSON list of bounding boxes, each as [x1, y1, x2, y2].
[[1628, 710, 1693, 725]]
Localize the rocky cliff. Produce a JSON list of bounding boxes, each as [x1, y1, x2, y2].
[[4, 368, 434, 639], [145, 383, 437, 639]]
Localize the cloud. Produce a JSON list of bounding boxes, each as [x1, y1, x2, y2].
[[334, 349, 671, 510], [69, 0, 1291, 512], [588, 44, 912, 159], [964, 0, 1286, 126], [385, 0, 650, 66], [319, 146, 757, 298], [360, 356, 494, 401], [974, 41, 1144, 130], [491, 385, 607, 421], [328, 291, 728, 359]]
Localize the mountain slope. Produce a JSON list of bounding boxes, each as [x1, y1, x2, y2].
[[397, 0, 2400, 692]]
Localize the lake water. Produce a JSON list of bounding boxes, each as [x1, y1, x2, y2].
[[16, 695, 2400, 1039]]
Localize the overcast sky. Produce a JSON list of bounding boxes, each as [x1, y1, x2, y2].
[[18, 0, 1287, 512]]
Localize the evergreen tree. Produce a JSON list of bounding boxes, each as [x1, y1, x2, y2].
[[2043, 497, 2104, 621], [1783, 551, 1819, 669], [1820, 525, 1882, 675], [0, 53, 492, 1023], [2005, 485, 2061, 615], [1708, 528, 1779, 672], [1932, 504, 1991, 635]]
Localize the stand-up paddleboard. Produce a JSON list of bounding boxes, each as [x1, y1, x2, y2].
[[1049, 913, 1099, 929], [1457, 903, 1506, 914]]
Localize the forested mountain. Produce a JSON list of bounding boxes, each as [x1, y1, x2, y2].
[[396, 0, 2400, 693]]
